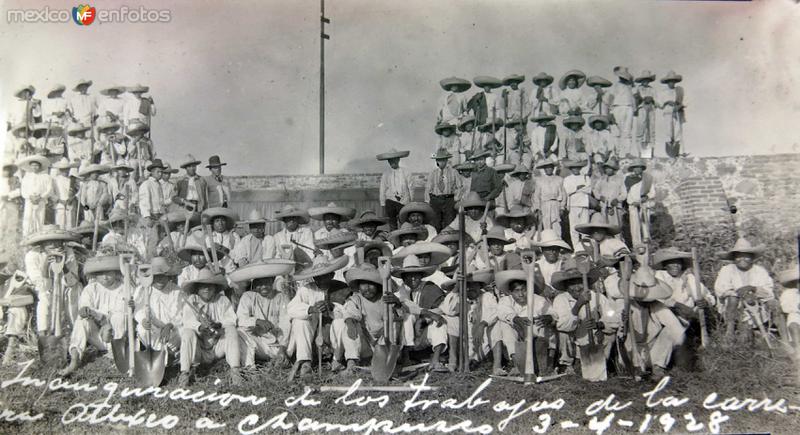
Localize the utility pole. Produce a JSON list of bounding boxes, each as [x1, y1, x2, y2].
[[320, 0, 330, 174]]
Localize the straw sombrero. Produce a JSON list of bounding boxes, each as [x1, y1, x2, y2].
[[180, 154, 202, 169], [586, 76, 612, 87], [351, 210, 388, 228], [494, 163, 516, 175], [778, 266, 799, 288], [100, 85, 125, 96], [229, 259, 295, 283], [360, 240, 393, 258], [203, 207, 239, 231], [439, 77, 471, 92], [718, 238, 766, 261], [434, 122, 456, 135], [84, 255, 122, 275], [441, 268, 494, 292], [68, 123, 91, 135], [652, 248, 693, 270], [496, 269, 546, 294], [97, 121, 121, 134], [613, 66, 634, 82], [375, 149, 410, 161], [575, 214, 621, 236], [484, 226, 513, 245], [431, 228, 474, 245], [391, 255, 437, 278], [293, 255, 349, 281], [14, 85, 35, 98], [73, 79, 93, 91], [274, 204, 310, 225], [308, 202, 356, 221], [627, 158, 648, 171], [147, 257, 181, 276], [431, 147, 453, 160], [588, 115, 610, 130], [399, 202, 435, 225], [388, 222, 428, 247], [456, 191, 491, 210], [458, 115, 476, 131], [315, 229, 357, 251], [551, 267, 601, 291], [563, 115, 585, 128], [531, 73, 554, 87], [127, 84, 150, 94], [559, 70, 586, 90], [602, 158, 620, 171], [392, 242, 451, 267], [502, 74, 525, 85], [660, 70, 683, 84], [52, 157, 76, 170], [177, 241, 229, 262], [242, 209, 268, 225], [17, 155, 51, 172], [473, 76, 502, 89], [127, 120, 150, 136], [531, 229, 572, 251], [562, 159, 588, 169], [345, 263, 383, 288], [23, 225, 78, 246], [47, 84, 66, 98], [181, 269, 228, 293], [535, 157, 558, 169], [495, 205, 534, 228], [635, 70, 656, 83], [630, 267, 673, 302], [78, 163, 111, 178]]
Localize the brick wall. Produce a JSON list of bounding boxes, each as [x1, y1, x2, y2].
[[228, 153, 800, 235]]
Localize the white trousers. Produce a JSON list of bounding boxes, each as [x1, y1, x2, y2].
[[568, 207, 590, 251], [23, 200, 46, 236], [401, 314, 447, 350], [179, 326, 241, 372], [611, 105, 635, 157], [628, 302, 686, 370], [239, 328, 283, 367], [54, 204, 75, 229], [68, 316, 127, 360]]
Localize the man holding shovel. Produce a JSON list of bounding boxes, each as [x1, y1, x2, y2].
[[133, 257, 183, 359]]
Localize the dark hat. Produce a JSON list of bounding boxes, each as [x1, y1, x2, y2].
[[351, 210, 389, 228], [502, 74, 525, 85], [586, 76, 612, 87], [531, 73, 554, 87], [431, 148, 453, 160], [399, 202, 436, 225], [147, 159, 166, 171], [473, 76, 502, 89], [206, 155, 227, 168], [274, 204, 310, 225], [439, 77, 471, 92], [434, 122, 457, 135]]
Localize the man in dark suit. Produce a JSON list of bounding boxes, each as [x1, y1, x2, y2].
[[173, 154, 208, 211]]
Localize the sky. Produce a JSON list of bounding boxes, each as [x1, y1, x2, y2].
[[1, 0, 799, 175]]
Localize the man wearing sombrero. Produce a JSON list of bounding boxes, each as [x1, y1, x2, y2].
[[350, 210, 390, 244], [308, 202, 356, 246], [66, 123, 93, 164], [376, 149, 413, 230], [608, 66, 637, 158], [471, 226, 521, 272], [556, 70, 586, 118], [624, 158, 653, 248], [591, 157, 626, 228], [466, 150, 504, 202], [107, 159, 138, 213], [778, 266, 800, 352], [204, 207, 241, 252], [179, 268, 242, 386], [205, 155, 232, 208], [42, 84, 66, 125], [437, 77, 471, 125], [0, 161, 21, 247], [657, 71, 686, 154], [468, 76, 503, 126], [713, 238, 786, 345], [496, 205, 536, 253], [445, 191, 495, 243], [78, 163, 111, 225], [19, 155, 53, 236], [97, 85, 125, 125], [425, 148, 462, 230], [173, 154, 208, 211], [176, 235, 229, 287], [533, 157, 565, 236], [563, 159, 592, 250], [585, 115, 615, 171], [532, 229, 572, 290], [50, 158, 77, 229], [398, 201, 438, 242], [273, 204, 315, 260], [230, 259, 295, 367], [123, 84, 156, 127], [230, 209, 276, 267], [67, 79, 96, 127], [634, 70, 658, 158], [341, 263, 394, 373], [585, 75, 612, 116], [529, 72, 556, 118], [133, 257, 183, 356], [502, 74, 528, 120]]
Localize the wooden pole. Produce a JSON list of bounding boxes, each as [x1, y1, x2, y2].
[[319, 0, 329, 174], [458, 206, 469, 372]]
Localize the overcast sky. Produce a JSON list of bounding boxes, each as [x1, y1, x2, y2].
[[2, 0, 799, 175]]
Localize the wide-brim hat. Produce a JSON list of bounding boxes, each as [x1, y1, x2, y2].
[[375, 149, 410, 161], [494, 163, 516, 174], [112, 159, 135, 172], [502, 74, 525, 85], [23, 225, 79, 246], [778, 266, 799, 288], [127, 121, 150, 137], [100, 85, 125, 96], [68, 123, 91, 135], [103, 209, 130, 225], [399, 202, 436, 225], [2, 161, 18, 173], [177, 242, 230, 262], [473, 76, 502, 89], [316, 230, 358, 250], [97, 121, 121, 134], [127, 84, 150, 94], [562, 159, 588, 169], [181, 269, 229, 293], [453, 162, 476, 172], [535, 158, 558, 169], [11, 123, 28, 137], [242, 209, 268, 225], [388, 223, 428, 247], [431, 228, 474, 245], [203, 207, 239, 231], [360, 240, 393, 258], [575, 214, 621, 236], [17, 155, 51, 172], [52, 157, 76, 170], [504, 115, 527, 128], [467, 149, 492, 161], [496, 269, 547, 294], [78, 163, 111, 178], [478, 119, 504, 131], [495, 206, 534, 228], [551, 267, 601, 291], [485, 225, 513, 245], [510, 165, 530, 177], [456, 191, 492, 210], [73, 79, 93, 91], [165, 209, 201, 226], [718, 238, 766, 261], [635, 70, 656, 83], [392, 242, 451, 267], [14, 85, 35, 98], [180, 154, 202, 168], [531, 229, 572, 251], [586, 76, 612, 88], [588, 115, 610, 130], [627, 158, 648, 171], [294, 255, 349, 281], [660, 70, 683, 84], [147, 159, 166, 171], [163, 163, 179, 174], [458, 115, 476, 131], [345, 263, 383, 288], [652, 248, 693, 270], [229, 259, 295, 283], [439, 77, 471, 92], [559, 70, 586, 90], [72, 221, 108, 237], [434, 122, 456, 135], [630, 267, 672, 302], [275, 204, 310, 224], [206, 155, 227, 168], [431, 148, 453, 160], [351, 210, 388, 228], [308, 202, 356, 221], [613, 66, 634, 82], [391, 254, 437, 278], [531, 72, 554, 87], [47, 84, 66, 98], [602, 158, 620, 171], [84, 255, 122, 275], [441, 268, 494, 291], [563, 115, 585, 128], [147, 257, 181, 276]]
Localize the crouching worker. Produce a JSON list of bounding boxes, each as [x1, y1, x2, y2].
[[179, 269, 242, 387], [496, 268, 555, 376], [133, 257, 184, 358], [287, 255, 349, 377], [552, 260, 619, 382], [61, 256, 132, 376], [778, 266, 800, 353], [439, 269, 499, 372], [230, 260, 294, 367]]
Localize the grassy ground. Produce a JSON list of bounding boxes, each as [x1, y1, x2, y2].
[[0, 332, 799, 435]]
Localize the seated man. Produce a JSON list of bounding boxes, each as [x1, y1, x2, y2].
[[496, 269, 554, 376], [179, 268, 241, 386], [532, 229, 572, 292], [342, 263, 395, 373], [286, 255, 349, 377], [273, 204, 316, 260], [134, 257, 183, 357], [714, 238, 786, 345], [445, 192, 494, 243], [398, 202, 439, 242], [496, 205, 536, 253], [1, 268, 36, 366], [351, 210, 390, 244], [60, 256, 131, 376], [231, 210, 275, 267], [204, 207, 241, 251], [470, 226, 521, 272], [439, 269, 499, 372], [574, 213, 630, 260], [387, 222, 428, 252], [230, 260, 294, 367], [176, 238, 228, 287], [392, 241, 452, 287]]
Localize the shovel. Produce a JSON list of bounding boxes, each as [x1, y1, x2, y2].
[[575, 255, 599, 348], [133, 267, 167, 387], [111, 254, 136, 375], [513, 257, 538, 384], [371, 256, 402, 384], [38, 255, 67, 367]]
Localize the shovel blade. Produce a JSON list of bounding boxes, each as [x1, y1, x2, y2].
[[37, 335, 66, 368], [133, 348, 167, 387], [370, 344, 402, 384], [111, 338, 131, 374]]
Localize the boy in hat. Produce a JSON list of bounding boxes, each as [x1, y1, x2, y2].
[[309, 201, 357, 241], [139, 159, 166, 222], [529, 73, 556, 117], [173, 154, 208, 211], [445, 191, 495, 243], [585, 115, 615, 171], [398, 202, 438, 242], [160, 163, 179, 210], [556, 70, 587, 117], [176, 238, 220, 287], [559, 116, 588, 163], [434, 122, 461, 160], [439, 269, 499, 372], [342, 263, 396, 372], [562, 160, 592, 250], [203, 207, 240, 253], [607, 67, 637, 158], [273, 205, 316, 259], [8, 85, 40, 131], [134, 257, 183, 356], [634, 71, 658, 158], [383, 255, 448, 370], [425, 148, 462, 231], [585, 76, 612, 116], [502, 74, 529, 120], [179, 268, 242, 386], [468, 76, 504, 126], [287, 255, 349, 376], [574, 214, 631, 262], [124, 84, 156, 127], [376, 149, 413, 230], [97, 86, 126, 125], [778, 266, 800, 352], [657, 71, 686, 155], [67, 80, 96, 127], [392, 241, 452, 288], [231, 260, 294, 367], [496, 269, 555, 376], [60, 255, 133, 376], [205, 155, 232, 208], [50, 158, 77, 229], [19, 155, 54, 236], [351, 210, 390, 244], [108, 160, 138, 213], [529, 113, 558, 162], [552, 261, 619, 381], [497, 165, 534, 216], [467, 151, 504, 201], [99, 209, 133, 250], [624, 159, 654, 248], [591, 158, 626, 229], [388, 222, 428, 251], [532, 230, 572, 289], [471, 226, 521, 272], [231, 209, 276, 267], [714, 238, 786, 345], [66, 123, 96, 165], [437, 77, 471, 125], [533, 158, 565, 235], [78, 164, 110, 223], [496, 205, 536, 253]]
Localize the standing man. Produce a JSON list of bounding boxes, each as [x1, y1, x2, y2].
[[173, 154, 208, 212], [467, 150, 503, 202], [376, 148, 413, 230], [19, 155, 53, 236], [139, 159, 167, 258], [424, 148, 461, 231], [205, 155, 231, 208], [607, 67, 637, 158]]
